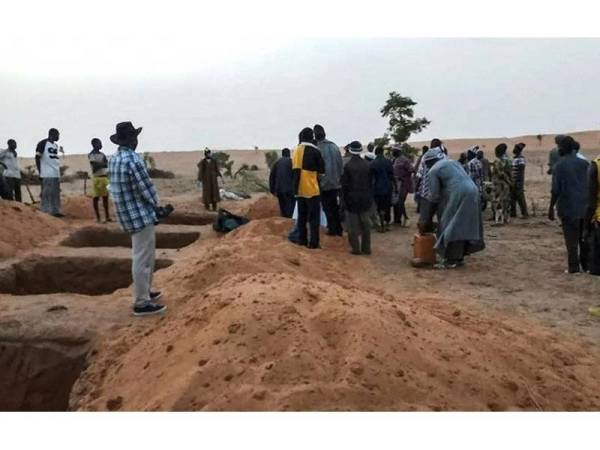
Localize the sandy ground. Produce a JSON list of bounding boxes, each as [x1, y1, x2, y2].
[[2, 129, 600, 411], [68, 208, 600, 411]]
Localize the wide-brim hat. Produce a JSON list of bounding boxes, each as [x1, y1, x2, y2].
[[348, 140, 363, 155], [110, 121, 142, 146]]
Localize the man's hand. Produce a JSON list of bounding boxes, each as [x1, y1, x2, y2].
[[548, 206, 555, 221]]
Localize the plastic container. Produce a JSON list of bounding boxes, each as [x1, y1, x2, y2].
[[412, 233, 436, 266]]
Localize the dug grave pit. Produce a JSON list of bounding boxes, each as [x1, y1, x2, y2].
[[61, 227, 200, 249], [0, 338, 90, 411], [0, 256, 173, 296], [159, 212, 216, 226]]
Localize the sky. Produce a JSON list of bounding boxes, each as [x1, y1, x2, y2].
[[2, 3, 600, 156]]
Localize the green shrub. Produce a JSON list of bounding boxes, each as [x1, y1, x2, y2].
[[265, 151, 279, 170]]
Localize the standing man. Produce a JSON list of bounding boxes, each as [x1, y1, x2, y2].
[[458, 152, 469, 172], [197, 149, 222, 211], [548, 136, 589, 274], [269, 148, 294, 218], [547, 135, 565, 175], [314, 124, 343, 236], [370, 145, 395, 232], [0, 139, 22, 202], [292, 127, 325, 249], [586, 151, 600, 276], [341, 141, 373, 255], [413, 145, 429, 213], [108, 122, 166, 316], [476, 149, 492, 182], [511, 142, 529, 218], [491, 143, 513, 224], [392, 145, 415, 226], [35, 128, 64, 217], [342, 144, 352, 167], [88, 138, 111, 223], [466, 148, 484, 195], [574, 141, 588, 162]]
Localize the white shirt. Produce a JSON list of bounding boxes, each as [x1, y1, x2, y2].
[[38, 140, 61, 178], [576, 152, 588, 162], [0, 149, 20, 179]]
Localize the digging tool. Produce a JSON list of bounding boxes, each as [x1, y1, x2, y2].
[[25, 182, 38, 205]]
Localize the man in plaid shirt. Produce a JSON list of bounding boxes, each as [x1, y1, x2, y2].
[[466, 148, 484, 195], [108, 122, 166, 316]]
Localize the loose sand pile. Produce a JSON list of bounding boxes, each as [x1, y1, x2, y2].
[[61, 196, 97, 220], [71, 216, 600, 411], [245, 195, 281, 220], [0, 200, 62, 259]]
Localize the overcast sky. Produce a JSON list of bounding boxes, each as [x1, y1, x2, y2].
[[2, 36, 600, 156]]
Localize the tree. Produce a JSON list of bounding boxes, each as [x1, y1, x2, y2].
[[212, 151, 234, 178], [380, 92, 430, 144], [370, 134, 391, 149]]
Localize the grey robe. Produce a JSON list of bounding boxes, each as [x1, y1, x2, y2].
[[428, 159, 485, 256]]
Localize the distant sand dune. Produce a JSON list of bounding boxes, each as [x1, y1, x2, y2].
[[18, 130, 600, 178]]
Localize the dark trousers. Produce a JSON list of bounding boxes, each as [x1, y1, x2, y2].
[[588, 223, 600, 275], [374, 193, 392, 226], [510, 187, 528, 217], [393, 191, 409, 223], [277, 192, 295, 218], [321, 189, 343, 235], [297, 196, 321, 248], [346, 210, 371, 254], [0, 177, 9, 200], [444, 241, 466, 263], [5, 177, 23, 202], [561, 217, 588, 273]]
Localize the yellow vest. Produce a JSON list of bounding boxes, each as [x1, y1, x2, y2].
[[595, 157, 600, 221], [292, 144, 321, 198]]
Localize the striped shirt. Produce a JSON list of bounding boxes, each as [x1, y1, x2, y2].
[[108, 146, 159, 233], [467, 158, 483, 192]]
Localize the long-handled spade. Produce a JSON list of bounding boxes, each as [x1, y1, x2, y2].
[[24, 181, 38, 204]]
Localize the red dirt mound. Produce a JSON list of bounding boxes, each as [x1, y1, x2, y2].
[[70, 217, 600, 411], [245, 195, 280, 220], [0, 200, 62, 259], [61, 196, 96, 220]]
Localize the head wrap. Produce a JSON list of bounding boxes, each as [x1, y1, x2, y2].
[[423, 147, 445, 163]]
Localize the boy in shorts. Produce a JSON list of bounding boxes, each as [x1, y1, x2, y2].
[[88, 138, 112, 223]]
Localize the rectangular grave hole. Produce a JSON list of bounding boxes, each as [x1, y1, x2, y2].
[[160, 212, 216, 226], [0, 340, 89, 411], [0, 256, 173, 296], [62, 227, 200, 249]]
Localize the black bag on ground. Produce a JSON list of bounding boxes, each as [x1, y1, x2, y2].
[[213, 208, 249, 233]]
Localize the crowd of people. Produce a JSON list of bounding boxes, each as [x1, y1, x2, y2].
[[268, 127, 487, 268], [1, 124, 600, 317], [269, 126, 600, 286]]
